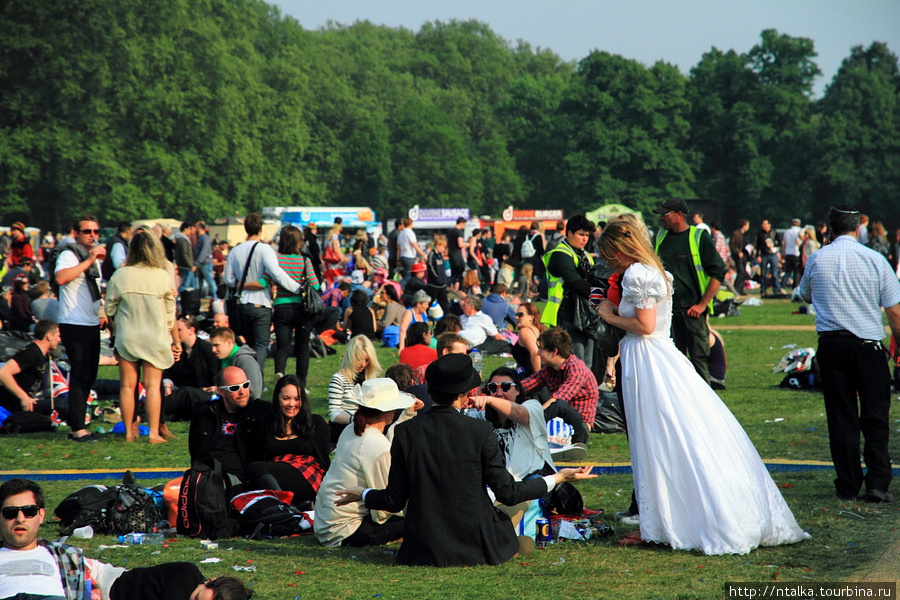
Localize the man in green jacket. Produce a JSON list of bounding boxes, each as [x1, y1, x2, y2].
[[654, 198, 726, 384], [541, 214, 596, 368]]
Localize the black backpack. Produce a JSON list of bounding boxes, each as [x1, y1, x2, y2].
[[230, 491, 311, 539], [54, 484, 163, 536], [177, 458, 238, 540], [101, 235, 127, 281], [1, 411, 53, 435], [46, 244, 77, 296]]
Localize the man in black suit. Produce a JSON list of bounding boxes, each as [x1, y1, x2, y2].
[[337, 353, 595, 567]]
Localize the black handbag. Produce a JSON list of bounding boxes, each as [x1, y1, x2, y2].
[[577, 261, 626, 356], [300, 255, 324, 318]]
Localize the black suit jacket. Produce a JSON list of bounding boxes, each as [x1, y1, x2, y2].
[[366, 404, 548, 567]]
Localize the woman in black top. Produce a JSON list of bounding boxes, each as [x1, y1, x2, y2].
[[343, 289, 377, 339], [243, 375, 331, 508], [304, 224, 323, 282], [8, 276, 34, 332]]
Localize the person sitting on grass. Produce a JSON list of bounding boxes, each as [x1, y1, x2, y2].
[[327, 335, 382, 443], [208, 327, 263, 401], [0, 319, 61, 414], [335, 353, 597, 567], [314, 378, 415, 547], [0, 478, 253, 600], [242, 375, 331, 510], [189, 366, 269, 489], [398, 322, 437, 371]]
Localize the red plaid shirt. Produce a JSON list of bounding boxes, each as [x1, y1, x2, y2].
[[521, 354, 599, 426], [273, 454, 326, 492], [321, 287, 344, 308]]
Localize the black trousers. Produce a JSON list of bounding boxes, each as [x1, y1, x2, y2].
[[59, 323, 100, 432], [670, 310, 710, 384], [273, 303, 313, 384], [247, 461, 317, 508], [342, 515, 405, 547], [817, 334, 893, 498]]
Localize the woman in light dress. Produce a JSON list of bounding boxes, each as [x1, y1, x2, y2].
[[595, 220, 809, 555], [106, 228, 179, 444]]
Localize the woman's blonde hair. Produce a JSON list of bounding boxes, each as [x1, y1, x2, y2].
[[338, 335, 382, 382], [597, 220, 668, 286], [520, 262, 533, 277], [615, 213, 651, 244], [125, 227, 168, 270]]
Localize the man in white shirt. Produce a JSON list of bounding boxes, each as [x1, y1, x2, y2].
[[396, 218, 426, 286], [0, 479, 70, 599], [781, 218, 802, 289], [54, 214, 107, 442], [459, 295, 511, 354], [223, 213, 303, 377]]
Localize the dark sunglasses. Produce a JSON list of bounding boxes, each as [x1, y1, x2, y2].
[[485, 381, 515, 394], [515, 312, 527, 318], [219, 380, 250, 393], [80, 229, 100, 235], [1, 505, 40, 520]]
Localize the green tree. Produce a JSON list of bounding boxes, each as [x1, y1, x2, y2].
[[556, 51, 696, 215], [812, 42, 900, 218]]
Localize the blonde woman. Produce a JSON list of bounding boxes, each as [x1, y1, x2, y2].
[[106, 228, 180, 444], [327, 335, 382, 442], [595, 220, 808, 554], [513, 262, 538, 301]]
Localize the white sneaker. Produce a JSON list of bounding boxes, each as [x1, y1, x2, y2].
[[551, 444, 588, 463], [616, 510, 640, 526]]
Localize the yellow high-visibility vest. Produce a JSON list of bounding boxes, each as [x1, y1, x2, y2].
[[540, 242, 594, 327], [655, 225, 713, 313]]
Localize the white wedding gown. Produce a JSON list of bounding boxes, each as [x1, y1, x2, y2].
[[618, 263, 809, 555]]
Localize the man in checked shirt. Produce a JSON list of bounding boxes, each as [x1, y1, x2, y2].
[[521, 327, 596, 448], [797, 205, 900, 504]]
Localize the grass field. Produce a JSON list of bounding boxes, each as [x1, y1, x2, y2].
[[1, 298, 898, 599]]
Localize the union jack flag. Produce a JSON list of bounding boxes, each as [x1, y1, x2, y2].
[[49, 360, 69, 399]]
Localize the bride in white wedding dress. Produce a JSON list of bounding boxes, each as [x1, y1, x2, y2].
[[595, 221, 809, 555]]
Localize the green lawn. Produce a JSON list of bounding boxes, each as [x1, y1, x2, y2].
[[2, 300, 898, 598]]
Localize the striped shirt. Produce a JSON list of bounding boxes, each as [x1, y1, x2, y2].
[[797, 235, 900, 340], [262, 253, 319, 305]]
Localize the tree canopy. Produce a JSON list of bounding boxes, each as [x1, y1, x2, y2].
[[2, 0, 897, 232]]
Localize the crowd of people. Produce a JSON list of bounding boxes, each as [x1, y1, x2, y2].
[[1, 200, 898, 577]]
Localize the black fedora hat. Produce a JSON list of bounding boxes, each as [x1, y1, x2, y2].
[[425, 353, 481, 395]]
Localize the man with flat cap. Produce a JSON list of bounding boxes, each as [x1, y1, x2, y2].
[[336, 353, 595, 567], [653, 197, 726, 384]]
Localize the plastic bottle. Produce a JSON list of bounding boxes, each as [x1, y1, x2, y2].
[[119, 532, 164, 545], [470, 350, 483, 375]]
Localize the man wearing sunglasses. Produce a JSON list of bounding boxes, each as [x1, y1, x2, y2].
[[188, 366, 269, 488], [0, 478, 253, 600], [54, 214, 107, 442]]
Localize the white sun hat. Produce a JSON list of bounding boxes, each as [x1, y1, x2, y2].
[[350, 378, 416, 412]]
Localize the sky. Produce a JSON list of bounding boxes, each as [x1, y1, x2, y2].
[[272, 0, 900, 97]]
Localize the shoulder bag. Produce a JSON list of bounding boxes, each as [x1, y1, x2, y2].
[[225, 242, 259, 339], [300, 255, 324, 318]]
